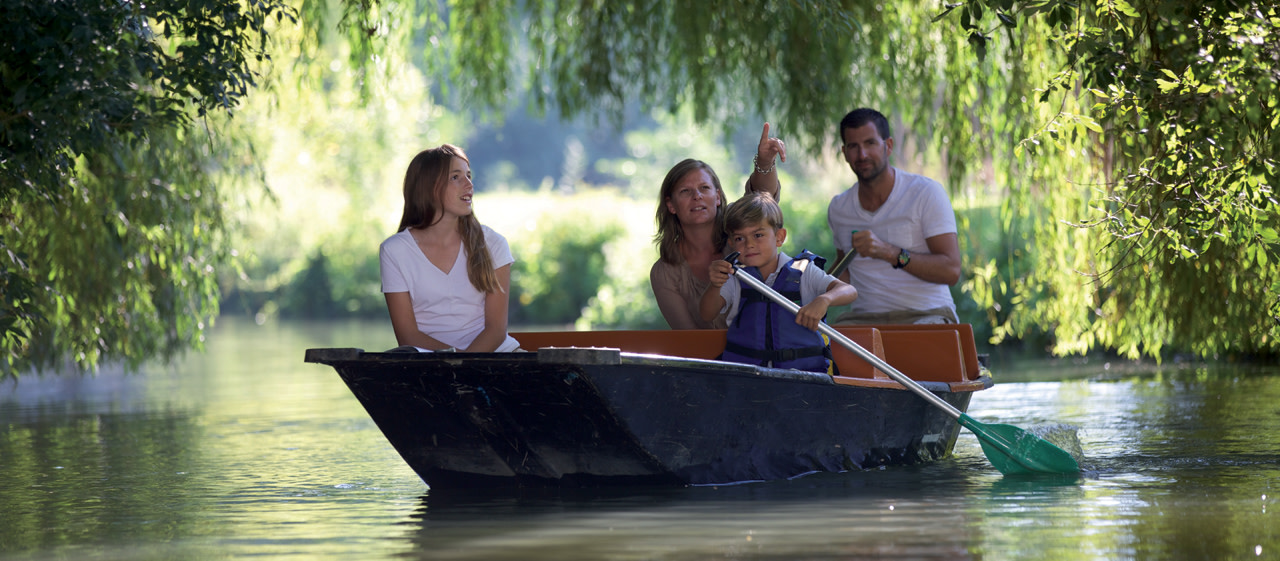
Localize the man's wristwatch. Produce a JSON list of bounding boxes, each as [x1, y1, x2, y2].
[[893, 248, 911, 269]]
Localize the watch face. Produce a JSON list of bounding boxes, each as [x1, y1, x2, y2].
[[898, 249, 910, 266]]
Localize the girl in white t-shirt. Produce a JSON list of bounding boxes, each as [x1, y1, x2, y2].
[[379, 144, 521, 352]]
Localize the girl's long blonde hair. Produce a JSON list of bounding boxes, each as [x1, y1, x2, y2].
[[397, 144, 502, 293], [653, 159, 728, 265]]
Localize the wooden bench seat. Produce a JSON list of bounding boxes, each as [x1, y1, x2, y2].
[[512, 329, 727, 361], [877, 329, 968, 383], [511, 326, 980, 383], [868, 324, 980, 381], [511, 326, 971, 382]]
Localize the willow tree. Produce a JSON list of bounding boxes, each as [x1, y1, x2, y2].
[[5, 0, 1275, 373], [952, 0, 1280, 358], [1, 0, 293, 373], [330, 0, 1278, 359]]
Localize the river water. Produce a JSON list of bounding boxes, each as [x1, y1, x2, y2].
[[1, 318, 1276, 560]]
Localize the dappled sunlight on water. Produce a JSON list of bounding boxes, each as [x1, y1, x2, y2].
[[1, 318, 1277, 560]]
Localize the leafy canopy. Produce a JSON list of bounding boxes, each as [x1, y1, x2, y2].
[[1, 0, 293, 373], [4, 0, 1277, 373], [948, 0, 1279, 358], [333, 0, 1278, 359]]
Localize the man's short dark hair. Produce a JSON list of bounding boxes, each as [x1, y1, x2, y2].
[[839, 108, 891, 141]]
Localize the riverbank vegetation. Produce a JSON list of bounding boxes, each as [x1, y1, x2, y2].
[[3, 0, 1276, 374]]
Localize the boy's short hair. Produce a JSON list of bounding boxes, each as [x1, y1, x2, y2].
[[724, 192, 784, 233]]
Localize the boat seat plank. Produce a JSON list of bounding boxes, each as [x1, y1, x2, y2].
[[513, 325, 980, 385], [513, 328, 889, 380], [877, 329, 969, 383], [828, 327, 884, 380], [858, 324, 981, 380], [512, 330, 727, 360]]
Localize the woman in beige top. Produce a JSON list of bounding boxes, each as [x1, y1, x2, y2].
[[649, 124, 786, 329]]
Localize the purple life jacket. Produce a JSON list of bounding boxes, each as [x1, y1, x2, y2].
[[721, 251, 831, 373]]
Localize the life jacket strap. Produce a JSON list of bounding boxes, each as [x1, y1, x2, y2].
[[723, 341, 826, 362], [741, 288, 801, 304]]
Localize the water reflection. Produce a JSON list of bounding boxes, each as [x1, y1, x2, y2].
[[409, 468, 989, 561], [0, 319, 1277, 560]]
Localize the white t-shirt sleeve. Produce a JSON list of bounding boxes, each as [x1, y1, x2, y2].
[[379, 231, 412, 294], [483, 225, 515, 269], [827, 192, 847, 252], [827, 189, 863, 254], [919, 179, 958, 240], [799, 260, 841, 306]]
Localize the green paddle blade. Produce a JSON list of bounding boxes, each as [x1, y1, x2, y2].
[[958, 414, 1081, 475]]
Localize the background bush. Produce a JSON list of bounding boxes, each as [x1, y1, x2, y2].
[[510, 217, 622, 326], [228, 190, 1020, 345]]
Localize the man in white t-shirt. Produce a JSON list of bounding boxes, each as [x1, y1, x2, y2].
[[827, 108, 962, 325]]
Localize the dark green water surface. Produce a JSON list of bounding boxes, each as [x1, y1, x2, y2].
[[1, 318, 1276, 560]]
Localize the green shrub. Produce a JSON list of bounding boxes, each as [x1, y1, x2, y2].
[[510, 217, 623, 325]]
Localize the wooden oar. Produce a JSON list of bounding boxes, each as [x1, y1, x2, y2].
[[723, 253, 1080, 475]]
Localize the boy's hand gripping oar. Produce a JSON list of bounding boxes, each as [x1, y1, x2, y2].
[[721, 252, 1080, 476]]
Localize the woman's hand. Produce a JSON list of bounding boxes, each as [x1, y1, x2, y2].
[[747, 122, 786, 199], [756, 122, 786, 170]]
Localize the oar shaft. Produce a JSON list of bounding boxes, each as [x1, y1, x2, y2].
[[731, 269, 962, 419], [828, 250, 855, 278], [828, 231, 859, 277]]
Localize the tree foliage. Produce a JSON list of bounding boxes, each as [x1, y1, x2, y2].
[[334, 0, 1279, 359], [5, 0, 1277, 372], [947, 0, 1280, 358], [1, 0, 293, 373]]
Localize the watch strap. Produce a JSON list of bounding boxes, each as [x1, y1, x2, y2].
[[893, 248, 910, 269]]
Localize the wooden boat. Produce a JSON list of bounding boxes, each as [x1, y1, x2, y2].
[[305, 324, 991, 488]]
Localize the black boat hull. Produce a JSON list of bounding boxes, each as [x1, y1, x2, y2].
[[308, 347, 982, 488]]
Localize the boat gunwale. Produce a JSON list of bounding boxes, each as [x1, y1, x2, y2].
[[304, 346, 990, 394]]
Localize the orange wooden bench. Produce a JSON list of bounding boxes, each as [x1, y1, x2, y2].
[[877, 329, 968, 383], [513, 327, 891, 380], [868, 324, 980, 381], [511, 325, 981, 389], [512, 329, 727, 361]]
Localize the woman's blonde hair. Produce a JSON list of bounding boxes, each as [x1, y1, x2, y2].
[[397, 144, 502, 293], [652, 159, 728, 265]]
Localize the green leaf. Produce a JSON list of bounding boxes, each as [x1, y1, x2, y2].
[[931, 3, 963, 23], [1111, 0, 1141, 17], [1259, 228, 1280, 244]]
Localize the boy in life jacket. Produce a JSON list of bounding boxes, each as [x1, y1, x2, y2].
[[699, 192, 859, 373]]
